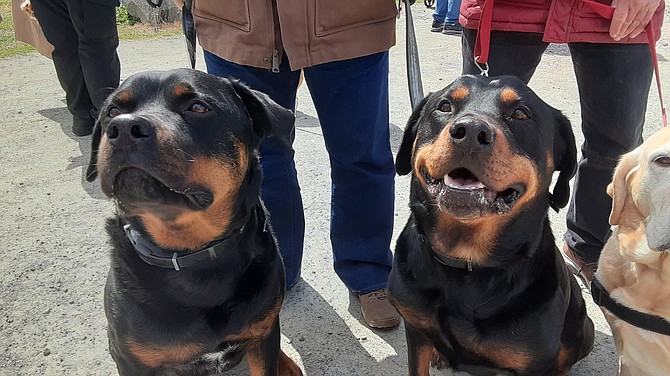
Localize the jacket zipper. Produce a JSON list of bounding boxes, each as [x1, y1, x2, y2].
[[269, 0, 280, 73]]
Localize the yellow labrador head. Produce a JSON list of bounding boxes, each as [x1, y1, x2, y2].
[[608, 127, 670, 251]]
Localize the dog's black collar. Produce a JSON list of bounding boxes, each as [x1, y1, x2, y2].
[[432, 252, 474, 271], [591, 276, 670, 336], [124, 225, 244, 271], [418, 232, 475, 271], [124, 208, 266, 271]]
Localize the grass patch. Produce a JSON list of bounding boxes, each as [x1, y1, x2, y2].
[[0, 1, 182, 59]]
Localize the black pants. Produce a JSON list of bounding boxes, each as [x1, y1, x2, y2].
[[31, 0, 121, 123], [462, 29, 652, 263]]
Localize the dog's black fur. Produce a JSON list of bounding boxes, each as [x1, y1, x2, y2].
[[87, 68, 301, 376], [388, 75, 594, 376]]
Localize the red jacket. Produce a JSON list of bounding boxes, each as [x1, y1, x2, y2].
[[459, 0, 664, 44]]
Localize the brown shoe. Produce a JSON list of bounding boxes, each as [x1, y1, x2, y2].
[[561, 244, 597, 286], [358, 288, 400, 329]]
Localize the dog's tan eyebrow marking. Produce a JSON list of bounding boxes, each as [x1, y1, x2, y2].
[[172, 83, 194, 97], [500, 87, 520, 103], [114, 89, 133, 103], [450, 86, 469, 101]]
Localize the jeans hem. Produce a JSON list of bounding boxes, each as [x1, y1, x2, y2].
[[350, 282, 388, 296]]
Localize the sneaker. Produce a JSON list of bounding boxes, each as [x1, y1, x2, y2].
[[442, 23, 463, 35], [561, 243, 597, 287], [72, 115, 95, 137], [430, 20, 445, 32], [358, 288, 400, 329]]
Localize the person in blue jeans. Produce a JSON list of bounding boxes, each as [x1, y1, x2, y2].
[[178, 0, 401, 329], [431, 0, 463, 34]]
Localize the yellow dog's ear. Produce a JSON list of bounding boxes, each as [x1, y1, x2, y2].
[[608, 147, 641, 225]]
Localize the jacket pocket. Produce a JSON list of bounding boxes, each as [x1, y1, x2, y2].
[[192, 0, 250, 32], [315, 0, 397, 36]]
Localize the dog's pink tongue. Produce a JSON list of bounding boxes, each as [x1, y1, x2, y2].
[[447, 176, 485, 189]]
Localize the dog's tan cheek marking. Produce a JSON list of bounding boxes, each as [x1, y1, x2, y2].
[[450, 86, 469, 101], [413, 126, 454, 184], [97, 137, 113, 176], [500, 87, 520, 104], [124, 339, 204, 368], [485, 128, 539, 209], [142, 142, 248, 250]]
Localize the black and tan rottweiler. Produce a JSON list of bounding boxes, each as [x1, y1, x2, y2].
[[388, 75, 594, 376], [86, 68, 302, 376]]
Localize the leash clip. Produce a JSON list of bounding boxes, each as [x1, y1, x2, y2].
[[474, 56, 489, 77]]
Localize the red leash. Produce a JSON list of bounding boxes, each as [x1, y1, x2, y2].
[[474, 0, 667, 127], [473, 0, 495, 74]]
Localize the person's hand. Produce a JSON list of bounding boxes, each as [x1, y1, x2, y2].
[[610, 0, 661, 40]]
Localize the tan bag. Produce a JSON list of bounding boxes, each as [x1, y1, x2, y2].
[[11, 0, 53, 58]]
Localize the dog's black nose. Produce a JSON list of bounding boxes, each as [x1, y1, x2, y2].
[[106, 116, 155, 146], [449, 117, 495, 152]]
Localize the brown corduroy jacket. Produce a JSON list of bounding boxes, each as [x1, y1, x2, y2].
[[174, 0, 398, 71]]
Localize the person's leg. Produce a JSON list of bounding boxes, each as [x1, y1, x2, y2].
[[445, 0, 461, 24], [461, 29, 548, 83], [205, 51, 305, 289], [70, 0, 121, 116], [565, 43, 651, 272], [431, 0, 448, 31], [303, 52, 395, 295], [31, 0, 94, 135]]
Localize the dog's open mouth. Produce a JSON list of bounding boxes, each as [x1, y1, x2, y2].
[[111, 168, 213, 212], [421, 167, 524, 218]]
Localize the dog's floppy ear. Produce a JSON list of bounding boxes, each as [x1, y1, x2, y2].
[[607, 147, 641, 225], [549, 109, 577, 211], [396, 95, 431, 175], [230, 79, 294, 147], [85, 118, 103, 182]]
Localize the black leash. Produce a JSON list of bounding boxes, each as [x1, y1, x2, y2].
[[401, 0, 424, 109], [592, 276, 670, 336], [180, 0, 197, 69]]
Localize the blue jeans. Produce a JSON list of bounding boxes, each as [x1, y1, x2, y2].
[[461, 29, 652, 264], [205, 51, 395, 294], [433, 0, 461, 25]]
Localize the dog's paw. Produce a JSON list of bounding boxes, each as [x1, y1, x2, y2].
[[430, 347, 450, 369]]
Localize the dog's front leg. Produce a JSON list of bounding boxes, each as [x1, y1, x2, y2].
[[405, 323, 434, 376], [245, 317, 301, 376]]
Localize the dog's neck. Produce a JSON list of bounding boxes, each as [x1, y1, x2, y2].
[[124, 203, 268, 271]]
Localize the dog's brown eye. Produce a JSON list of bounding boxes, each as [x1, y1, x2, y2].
[[109, 107, 121, 118], [189, 102, 209, 113], [512, 108, 529, 120], [438, 100, 452, 113], [653, 155, 670, 166]]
